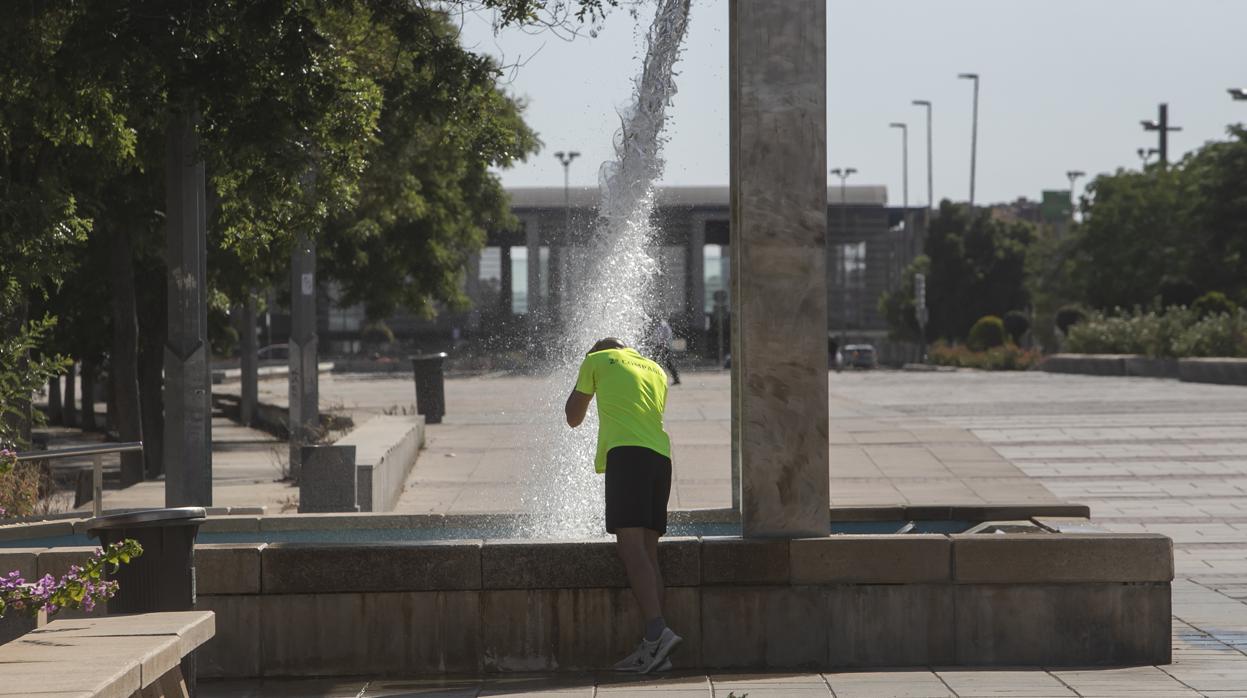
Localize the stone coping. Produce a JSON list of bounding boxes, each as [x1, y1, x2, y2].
[[0, 505, 1094, 541], [182, 530, 1173, 595], [0, 611, 214, 697]]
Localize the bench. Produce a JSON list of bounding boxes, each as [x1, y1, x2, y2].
[[0, 610, 214, 697]]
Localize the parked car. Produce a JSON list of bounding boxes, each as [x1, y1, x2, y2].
[[843, 344, 878, 369]]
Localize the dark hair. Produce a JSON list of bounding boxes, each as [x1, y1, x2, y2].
[[588, 337, 626, 354]]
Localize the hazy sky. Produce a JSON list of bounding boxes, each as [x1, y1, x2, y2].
[[456, 0, 1245, 207]]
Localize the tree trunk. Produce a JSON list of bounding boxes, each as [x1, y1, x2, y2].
[[79, 358, 98, 431], [110, 227, 145, 485], [236, 296, 258, 427], [47, 376, 63, 425], [64, 362, 78, 427], [137, 257, 167, 479]]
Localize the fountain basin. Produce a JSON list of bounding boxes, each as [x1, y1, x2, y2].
[[0, 505, 1172, 674]]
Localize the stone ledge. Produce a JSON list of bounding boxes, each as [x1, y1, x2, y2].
[[1179, 357, 1247, 386], [261, 542, 482, 593], [0, 547, 43, 581], [197, 544, 265, 595], [1040, 353, 1130, 376], [480, 537, 699, 589], [951, 533, 1173, 583], [700, 538, 789, 585], [0, 520, 74, 543], [790, 535, 950, 584]]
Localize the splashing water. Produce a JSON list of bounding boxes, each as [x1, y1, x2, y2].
[[517, 0, 692, 538]]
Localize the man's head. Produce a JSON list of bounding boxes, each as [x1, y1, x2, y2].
[[588, 337, 627, 355]]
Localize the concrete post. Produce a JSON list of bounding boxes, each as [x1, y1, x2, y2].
[[465, 251, 482, 333], [525, 219, 541, 317], [238, 295, 258, 427], [288, 235, 319, 480], [729, 0, 829, 538], [686, 214, 706, 352], [163, 109, 213, 507], [499, 245, 513, 321]]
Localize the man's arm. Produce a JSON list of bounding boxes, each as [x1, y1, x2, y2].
[[565, 389, 592, 428]]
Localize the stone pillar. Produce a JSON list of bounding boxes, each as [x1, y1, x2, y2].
[[238, 295, 258, 427], [525, 219, 541, 317], [729, 0, 829, 538], [288, 235, 319, 480], [686, 214, 706, 352], [163, 109, 213, 507], [499, 245, 513, 319]]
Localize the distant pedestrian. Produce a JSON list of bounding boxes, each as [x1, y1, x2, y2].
[[651, 319, 681, 385], [564, 337, 681, 673]]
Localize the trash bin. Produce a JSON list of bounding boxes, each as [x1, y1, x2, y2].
[[411, 352, 448, 424], [87, 507, 207, 695]]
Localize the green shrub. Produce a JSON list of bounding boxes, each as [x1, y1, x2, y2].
[[1172, 309, 1247, 357], [1054, 305, 1086, 335], [1192, 291, 1238, 320], [929, 341, 1041, 370], [967, 316, 1006, 351], [1003, 311, 1030, 345]]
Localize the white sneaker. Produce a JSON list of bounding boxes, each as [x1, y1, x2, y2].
[[613, 633, 680, 673], [640, 628, 682, 674]]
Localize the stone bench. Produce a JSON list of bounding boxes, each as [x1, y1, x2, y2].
[[0, 611, 214, 698], [298, 416, 425, 513]]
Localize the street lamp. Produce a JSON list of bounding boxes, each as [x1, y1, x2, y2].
[[1229, 88, 1247, 101], [1066, 170, 1085, 217], [1140, 103, 1181, 166], [888, 123, 909, 215], [911, 100, 933, 209], [553, 151, 581, 238], [958, 73, 980, 208], [1137, 147, 1159, 169], [830, 167, 856, 370]]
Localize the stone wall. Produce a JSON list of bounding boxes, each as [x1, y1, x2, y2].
[[191, 532, 1172, 677]]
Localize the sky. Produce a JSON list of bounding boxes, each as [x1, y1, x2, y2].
[[455, 0, 1246, 208]]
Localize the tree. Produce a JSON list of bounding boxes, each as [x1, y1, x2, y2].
[[320, 7, 539, 322], [910, 201, 1034, 342]]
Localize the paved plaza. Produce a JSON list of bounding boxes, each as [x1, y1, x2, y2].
[[199, 368, 1247, 696]]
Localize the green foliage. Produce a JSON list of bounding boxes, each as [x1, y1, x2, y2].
[[967, 316, 1006, 351], [878, 256, 929, 343], [929, 342, 1042, 371], [1064, 306, 1246, 358], [1067, 126, 1247, 311], [1054, 305, 1087, 335], [1003, 311, 1030, 345], [361, 320, 396, 346], [0, 316, 68, 450], [1192, 291, 1238, 320], [0, 539, 143, 618], [915, 202, 1035, 343]]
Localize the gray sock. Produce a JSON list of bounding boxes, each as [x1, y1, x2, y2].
[[645, 616, 666, 642]]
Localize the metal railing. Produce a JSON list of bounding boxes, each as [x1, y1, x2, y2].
[[15, 442, 143, 518]]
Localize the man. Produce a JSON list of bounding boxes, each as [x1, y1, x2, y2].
[[565, 337, 681, 673]]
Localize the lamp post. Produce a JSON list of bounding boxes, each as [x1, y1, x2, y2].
[[888, 122, 909, 214], [911, 100, 933, 209], [1137, 147, 1159, 169], [958, 73, 979, 208], [830, 167, 856, 370], [1140, 103, 1182, 167], [1229, 88, 1247, 101], [1066, 170, 1085, 219], [552, 150, 579, 324]]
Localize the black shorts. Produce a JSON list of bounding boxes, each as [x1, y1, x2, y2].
[[605, 446, 673, 535]]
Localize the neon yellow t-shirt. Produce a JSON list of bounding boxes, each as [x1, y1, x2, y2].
[[574, 347, 671, 473]]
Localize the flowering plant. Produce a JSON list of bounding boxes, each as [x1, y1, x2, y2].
[[0, 447, 16, 476], [0, 539, 143, 617]]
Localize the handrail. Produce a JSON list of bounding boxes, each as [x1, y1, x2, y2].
[[14, 442, 143, 462], [12, 442, 143, 519]]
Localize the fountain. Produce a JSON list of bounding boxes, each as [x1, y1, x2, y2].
[[0, 0, 1173, 678]]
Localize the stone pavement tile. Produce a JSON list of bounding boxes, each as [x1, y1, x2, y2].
[[476, 673, 597, 696], [1050, 665, 1200, 695], [852, 430, 919, 445], [709, 672, 829, 690], [935, 669, 1076, 696], [825, 670, 954, 698]]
